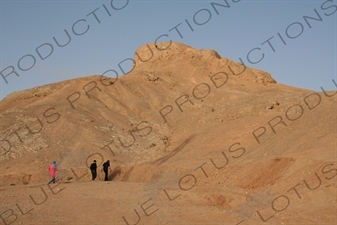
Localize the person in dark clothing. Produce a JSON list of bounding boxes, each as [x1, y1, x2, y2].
[[102, 160, 110, 181], [90, 160, 97, 181]]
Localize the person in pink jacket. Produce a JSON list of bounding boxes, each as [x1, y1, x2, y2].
[[48, 161, 58, 184]]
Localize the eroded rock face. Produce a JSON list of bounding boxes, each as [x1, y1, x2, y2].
[[133, 42, 276, 84]]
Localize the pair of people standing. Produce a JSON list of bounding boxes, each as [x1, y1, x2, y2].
[[90, 160, 111, 181]]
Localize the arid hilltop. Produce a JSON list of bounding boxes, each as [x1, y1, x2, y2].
[[0, 42, 336, 225]]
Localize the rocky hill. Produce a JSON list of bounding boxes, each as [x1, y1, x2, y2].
[[0, 42, 336, 225]]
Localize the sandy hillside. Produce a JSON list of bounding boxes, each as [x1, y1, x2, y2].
[[0, 42, 336, 225]]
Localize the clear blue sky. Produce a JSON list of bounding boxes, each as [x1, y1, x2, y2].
[[0, 0, 336, 100]]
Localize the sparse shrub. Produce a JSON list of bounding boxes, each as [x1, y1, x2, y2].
[[67, 176, 73, 181], [10, 183, 15, 186], [150, 143, 156, 148], [23, 181, 29, 185], [211, 108, 215, 112]]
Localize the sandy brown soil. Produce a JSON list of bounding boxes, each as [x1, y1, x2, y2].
[[0, 42, 336, 225]]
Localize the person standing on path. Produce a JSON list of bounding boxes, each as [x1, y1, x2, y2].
[[90, 160, 97, 181], [48, 161, 58, 184], [102, 160, 110, 181]]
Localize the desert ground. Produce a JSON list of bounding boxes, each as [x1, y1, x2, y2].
[[0, 42, 336, 225]]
